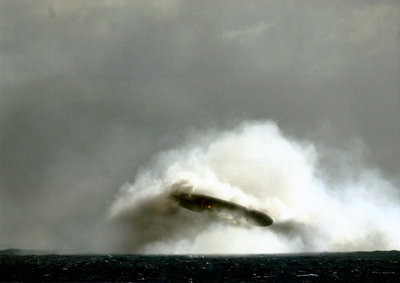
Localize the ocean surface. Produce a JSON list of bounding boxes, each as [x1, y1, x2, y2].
[[1, 250, 399, 282]]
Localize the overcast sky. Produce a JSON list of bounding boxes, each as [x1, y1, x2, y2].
[[0, 0, 399, 250]]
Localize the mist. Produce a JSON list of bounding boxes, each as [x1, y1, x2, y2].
[[110, 121, 400, 253], [0, 1, 399, 253]]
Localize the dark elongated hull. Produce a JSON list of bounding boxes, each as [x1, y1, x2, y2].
[[171, 192, 273, 226]]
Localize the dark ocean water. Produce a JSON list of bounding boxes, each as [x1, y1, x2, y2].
[[0, 250, 399, 282]]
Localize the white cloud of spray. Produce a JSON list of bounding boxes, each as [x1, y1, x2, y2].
[[110, 121, 400, 254]]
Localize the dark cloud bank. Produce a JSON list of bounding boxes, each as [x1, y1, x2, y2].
[[0, 0, 399, 253]]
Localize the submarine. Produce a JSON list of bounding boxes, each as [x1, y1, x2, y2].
[[171, 191, 273, 226]]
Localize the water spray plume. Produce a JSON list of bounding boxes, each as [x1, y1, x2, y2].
[[110, 121, 400, 254]]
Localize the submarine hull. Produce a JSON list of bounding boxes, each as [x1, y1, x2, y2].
[[171, 192, 273, 226]]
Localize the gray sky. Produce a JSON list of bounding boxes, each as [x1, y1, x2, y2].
[[0, 0, 399, 251]]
